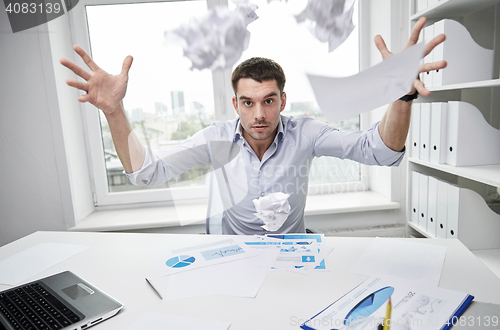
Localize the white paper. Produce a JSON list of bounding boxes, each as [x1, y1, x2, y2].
[[245, 234, 330, 274], [307, 42, 424, 122], [302, 273, 472, 330], [0, 243, 89, 286], [165, 1, 258, 71], [272, 240, 321, 274], [253, 192, 291, 232], [128, 312, 230, 330], [154, 239, 258, 276], [265, 233, 332, 272], [296, 0, 356, 52], [232, 0, 259, 26], [350, 238, 447, 286], [164, 247, 280, 300]]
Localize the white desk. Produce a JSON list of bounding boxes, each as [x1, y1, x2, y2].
[[1, 231, 499, 329]]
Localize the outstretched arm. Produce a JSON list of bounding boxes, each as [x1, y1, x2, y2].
[[60, 45, 144, 173], [377, 17, 447, 151]]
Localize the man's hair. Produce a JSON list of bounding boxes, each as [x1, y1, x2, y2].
[[231, 57, 286, 96]]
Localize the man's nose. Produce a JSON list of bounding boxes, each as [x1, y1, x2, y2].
[[254, 104, 265, 120]]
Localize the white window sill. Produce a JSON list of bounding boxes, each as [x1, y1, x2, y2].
[[68, 191, 399, 232]]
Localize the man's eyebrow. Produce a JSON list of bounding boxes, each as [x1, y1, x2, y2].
[[239, 92, 278, 100], [263, 92, 278, 99]]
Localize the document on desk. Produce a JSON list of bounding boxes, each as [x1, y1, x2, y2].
[[154, 239, 258, 276], [265, 234, 333, 274], [246, 238, 321, 274], [164, 245, 280, 300], [0, 243, 89, 286], [350, 238, 447, 286], [301, 273, 474, 330], [128, 312, 230, 330], [307, 42, 424, 122]]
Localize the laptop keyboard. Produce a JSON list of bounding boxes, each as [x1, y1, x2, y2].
[[0, 283, 82, 330]]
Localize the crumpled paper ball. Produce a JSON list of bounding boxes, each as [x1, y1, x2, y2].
[[232, 0, 259, 26], [166, 0, 258, 71], [295, 0, 356, 52], [253, 192, 291, 232]]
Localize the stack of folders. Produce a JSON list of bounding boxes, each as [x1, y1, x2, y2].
[[419, 19, 494, 87], [410, 171, 500, 249], [410, 101, 500, 166], [410, 172, 458, 239]]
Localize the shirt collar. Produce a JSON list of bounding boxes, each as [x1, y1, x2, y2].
[[233, 115, 285, 142]]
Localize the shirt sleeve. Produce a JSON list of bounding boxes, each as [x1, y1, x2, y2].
[[313, 121, 405, 166], [125, 130, 212, 186]]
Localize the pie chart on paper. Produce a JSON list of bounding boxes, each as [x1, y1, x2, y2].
[[166, 255, 196, 268]]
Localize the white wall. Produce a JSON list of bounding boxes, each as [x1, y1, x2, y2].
[[0, 7, 94, 246], [0, 13, 65, 245]]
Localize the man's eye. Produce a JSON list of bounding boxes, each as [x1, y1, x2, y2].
[[264, 99, 273, 104], [244, 101, 252, 106]]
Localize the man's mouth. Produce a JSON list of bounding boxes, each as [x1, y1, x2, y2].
[[252, 125, 268, 132]]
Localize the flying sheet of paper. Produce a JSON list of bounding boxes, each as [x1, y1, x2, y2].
[[154, 239, 258, 276], [350, 238, 447, 286], [164, 246, 280, 300], [128, 312, 230, 330], [0, 243, 89, 286], [307, 42, 424, 122]]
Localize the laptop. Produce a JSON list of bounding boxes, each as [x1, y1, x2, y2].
[[0, 271, 123, 330]]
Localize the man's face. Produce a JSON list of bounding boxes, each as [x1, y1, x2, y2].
[[232, 78, 286, 146]]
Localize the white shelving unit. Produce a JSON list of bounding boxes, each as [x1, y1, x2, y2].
[[428, 79, 500, 92], [406, 0, 500, 272], [410, 158, 500, 188]]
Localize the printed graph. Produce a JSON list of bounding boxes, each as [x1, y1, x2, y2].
[[166, 255, 196, 268]]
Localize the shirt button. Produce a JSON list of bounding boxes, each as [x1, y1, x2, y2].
[[259, 170, 262, 174], [261, 192, 264, 197]]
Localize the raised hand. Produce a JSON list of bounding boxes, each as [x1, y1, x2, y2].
[[374, 17, 447, 97], [60, 45, 133, 116]]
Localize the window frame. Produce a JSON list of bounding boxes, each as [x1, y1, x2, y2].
[[68, 0, 368, 207]]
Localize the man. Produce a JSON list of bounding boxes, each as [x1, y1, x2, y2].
[[61, 17, 446, 235]]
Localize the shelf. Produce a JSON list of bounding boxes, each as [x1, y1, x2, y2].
[[426, 79, 500, 92], [409, 157, 500, 187], [407, 221, 433, 238], [411, 0, 500, 20]]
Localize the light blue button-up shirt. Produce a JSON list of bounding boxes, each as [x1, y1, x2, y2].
[[126, 115, 404, 235]]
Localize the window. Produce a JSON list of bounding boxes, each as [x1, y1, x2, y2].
[[86, 0, 215, 195], [74, 0, 363, 206]]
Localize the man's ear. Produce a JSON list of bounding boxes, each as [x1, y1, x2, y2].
[[232, 96, 239, 115], [280, 92, 287, 112]]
